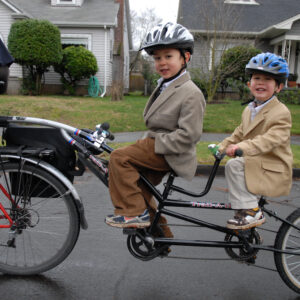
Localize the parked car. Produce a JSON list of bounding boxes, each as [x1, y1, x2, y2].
[[0, 39, 14, 94]]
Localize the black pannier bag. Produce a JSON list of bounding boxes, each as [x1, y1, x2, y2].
[[2, 124, 78, 197]]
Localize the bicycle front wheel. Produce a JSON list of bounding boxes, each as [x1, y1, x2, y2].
[[0, 161, 80, 275], [274, 208, 300, 293]]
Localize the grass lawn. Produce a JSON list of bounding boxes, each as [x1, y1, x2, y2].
[[0, 94, 299, 167], [0, 94, 299, 134]]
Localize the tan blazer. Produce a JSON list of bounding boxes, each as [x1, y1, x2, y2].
[[219, 97, 293, 197], [144, 72, 206, 180]]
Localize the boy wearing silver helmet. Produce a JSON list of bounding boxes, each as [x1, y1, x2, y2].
[[105, 23, 206, 233]]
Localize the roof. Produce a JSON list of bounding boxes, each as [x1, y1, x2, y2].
[[2, 0, 119, 27], [178, 0, 300, 36]]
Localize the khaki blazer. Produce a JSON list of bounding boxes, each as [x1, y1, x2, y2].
[[144, 72, 206, 180], [219, 97, 293, 197]]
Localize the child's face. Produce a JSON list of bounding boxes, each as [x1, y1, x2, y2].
[[247, 73, 284, 102], [153, 48, 189, 80]]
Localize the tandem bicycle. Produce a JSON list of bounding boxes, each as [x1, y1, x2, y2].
[[0, 115, 299, 293]]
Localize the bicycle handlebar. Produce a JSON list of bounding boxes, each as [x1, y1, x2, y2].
[[208, 144, 243, 160]]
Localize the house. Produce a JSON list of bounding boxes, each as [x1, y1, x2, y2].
[[0, 0, 133, 95], [177, 0, 300, 85]]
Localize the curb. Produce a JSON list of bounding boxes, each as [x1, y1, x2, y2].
[[196, 165, 300, 179]]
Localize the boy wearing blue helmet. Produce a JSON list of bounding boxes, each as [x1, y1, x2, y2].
[[218, 52, 293, 230]]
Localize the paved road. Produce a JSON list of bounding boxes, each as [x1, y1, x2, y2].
[[1, 171, 300, 299]]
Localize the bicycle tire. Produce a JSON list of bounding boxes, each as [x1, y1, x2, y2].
[[0, 161, 80, 275], [274, 208, 300, 293]]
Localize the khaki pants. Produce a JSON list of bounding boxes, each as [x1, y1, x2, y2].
[[108, 137, 173, 237], [225, 157, 259, 209]]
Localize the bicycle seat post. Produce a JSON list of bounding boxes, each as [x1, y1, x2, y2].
[[162, 172, 176, 199]]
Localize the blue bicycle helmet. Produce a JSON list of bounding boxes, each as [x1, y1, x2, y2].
[[245, 52, 289, 84]]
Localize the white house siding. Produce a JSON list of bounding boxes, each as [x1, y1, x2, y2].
[[190, 39, 210, 73], [290, 20, 300, 35], [44, 27, 113, 91], [0, 2, 22, 78]]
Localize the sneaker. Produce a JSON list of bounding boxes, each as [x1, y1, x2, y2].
[[105, 209, 150, 228], [227, 208, 265, 230]]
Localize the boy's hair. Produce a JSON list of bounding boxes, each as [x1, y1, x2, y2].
[[248, 72, 282, 87], [246, 52, 289, 84]]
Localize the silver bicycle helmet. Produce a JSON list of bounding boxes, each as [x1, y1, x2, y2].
[[140, 22, 194, 55], [245, 52, 289, 84]]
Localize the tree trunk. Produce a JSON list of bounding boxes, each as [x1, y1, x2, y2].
[[111, 80, 124, 101], [111, 55, 124, 101]]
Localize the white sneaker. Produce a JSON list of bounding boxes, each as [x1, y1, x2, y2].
[[227, 209, 265, 230]]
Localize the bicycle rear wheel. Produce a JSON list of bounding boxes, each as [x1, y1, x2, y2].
[[0, 161, 80, 275], [274, 208, 300, 293]]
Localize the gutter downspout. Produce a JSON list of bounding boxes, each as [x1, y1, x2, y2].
[[100, 25, 107, 97]]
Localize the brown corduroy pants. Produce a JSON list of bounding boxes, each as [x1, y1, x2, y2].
[[108, 137, 173, 237]]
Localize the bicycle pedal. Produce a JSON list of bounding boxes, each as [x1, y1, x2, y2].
[[159, 246, 172, 258], [123, 228, 137, 235]]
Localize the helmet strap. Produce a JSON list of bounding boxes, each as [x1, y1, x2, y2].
[[162, 49, 188, 83], [152, 64, 187, 102], [162, 65, 187, 84]]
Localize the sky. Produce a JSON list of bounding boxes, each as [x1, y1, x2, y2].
[[129, 0, 180, 23]]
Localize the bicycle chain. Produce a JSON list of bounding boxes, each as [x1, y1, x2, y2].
[[155, 223, 278, 272]]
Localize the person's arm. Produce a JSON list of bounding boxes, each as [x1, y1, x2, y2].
[[236, 109, 291, 156], [218, 122, 244, 153]]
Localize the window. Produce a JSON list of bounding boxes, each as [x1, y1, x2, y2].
[[61, 34, 91, 50], [51, 0, 81, 7], [57, 0, 76, 4], [224, 0, 259, 4]]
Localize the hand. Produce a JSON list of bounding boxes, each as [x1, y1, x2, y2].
[[226, 144, 239, 157]]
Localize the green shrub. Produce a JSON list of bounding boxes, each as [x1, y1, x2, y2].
[[191, 76, 208, 99], [54, 46, 98, 94], [8, 19, 62, 95], [220, 45, 261, 100], [220, 45, 261, 82], [226, 77, 251, 101], [279, 88, 300, 105]]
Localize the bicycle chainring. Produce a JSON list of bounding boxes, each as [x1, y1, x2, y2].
[[224, 229, 262, 262], [127, 229, 169, 261]]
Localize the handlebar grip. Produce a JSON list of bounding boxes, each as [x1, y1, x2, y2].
[[101, 122, 110, 131], [235, 149, 243, 157]]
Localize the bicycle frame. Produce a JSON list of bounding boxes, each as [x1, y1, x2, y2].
[[0, 202, 13, 228], [0, 115, 299, 256], [132, 158, 299, 255]]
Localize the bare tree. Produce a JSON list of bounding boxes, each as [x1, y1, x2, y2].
[[190, 0, 253, 102], [130, 8, 162, 72]]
